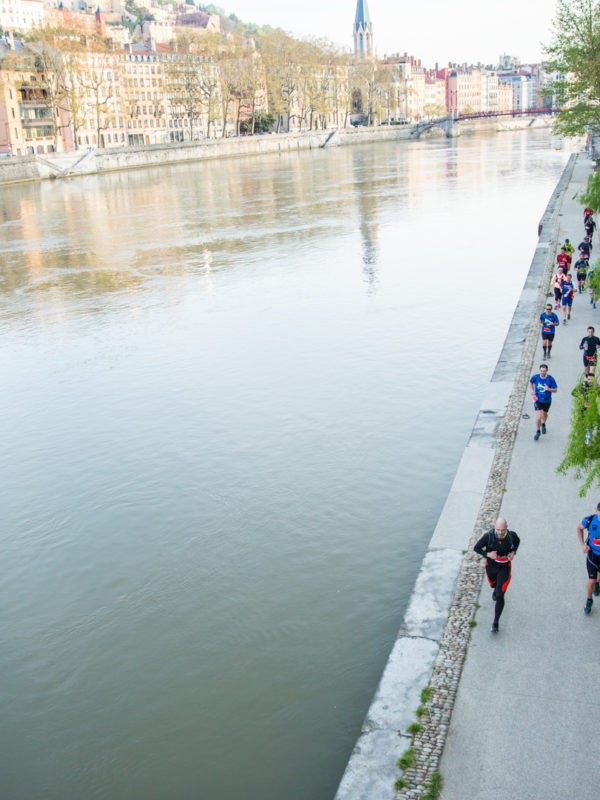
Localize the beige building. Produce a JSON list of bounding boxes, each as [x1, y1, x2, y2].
[[384, 54, 443, 121], [0, 56, 70, 154], [497, 81, 514, 112], [423, 72, 446, 116]]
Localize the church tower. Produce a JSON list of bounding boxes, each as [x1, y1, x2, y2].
[[353, 0, 374, 58]]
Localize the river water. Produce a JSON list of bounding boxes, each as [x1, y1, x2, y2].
[[0, 130, 572, 800]]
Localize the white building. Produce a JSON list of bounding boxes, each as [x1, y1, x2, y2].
[[499, 74, 531, 111], [0, 0, 43, 31], [481, 70, 498, 112]]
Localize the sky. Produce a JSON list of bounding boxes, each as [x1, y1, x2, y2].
[[223, 0, 558, 68]]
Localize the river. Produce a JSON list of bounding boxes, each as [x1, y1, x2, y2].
[[0, 130, 573, 800]]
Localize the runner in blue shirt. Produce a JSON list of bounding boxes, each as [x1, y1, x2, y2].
[[529, 364, 558, 440], [577, 503, 600, 614], [539, 303, 559, 359], [561, 272, 575, 324]]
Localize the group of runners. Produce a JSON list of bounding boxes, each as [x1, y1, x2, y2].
[[474, 205, 600, 632]]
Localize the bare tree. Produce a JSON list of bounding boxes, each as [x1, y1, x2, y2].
[[79, 38, 117, 146]]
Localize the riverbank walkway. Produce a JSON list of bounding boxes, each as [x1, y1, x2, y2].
[[439, 153, 600, 799]]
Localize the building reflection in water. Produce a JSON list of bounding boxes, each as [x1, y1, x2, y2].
[[0, 131, 562, 325]]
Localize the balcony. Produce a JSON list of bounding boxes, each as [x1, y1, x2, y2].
[[20, 117, 54, 128], [19, 100, 51, 109]]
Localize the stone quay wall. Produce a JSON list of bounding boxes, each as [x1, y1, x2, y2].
[[0, 115, 552, 187]]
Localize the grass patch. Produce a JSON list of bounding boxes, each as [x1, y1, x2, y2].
[[406, 722, 422, 735], [420, 686, 433, 704], [396, 748, 415, 771], [468, 620, 477, 628], [419, 771, 443, 799], [416, 705, 429, 718], [395, 777, 408, 790]]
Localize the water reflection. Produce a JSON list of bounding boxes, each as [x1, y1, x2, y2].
[[0, 131, 574, 800]]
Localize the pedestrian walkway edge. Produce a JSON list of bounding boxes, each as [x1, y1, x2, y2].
[[333, 152, 578, 800]]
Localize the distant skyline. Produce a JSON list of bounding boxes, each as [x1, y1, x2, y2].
[[226, 0, 558, 67]]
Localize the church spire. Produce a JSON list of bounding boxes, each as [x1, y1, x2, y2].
[[353, 0, 374, 58]]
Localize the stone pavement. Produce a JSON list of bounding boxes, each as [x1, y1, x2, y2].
[[439, 154, 600, 800]]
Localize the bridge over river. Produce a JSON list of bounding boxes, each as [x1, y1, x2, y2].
[[411, 107, 560, 138]]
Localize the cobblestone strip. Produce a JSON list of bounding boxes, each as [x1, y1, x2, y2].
[[394, 156, 576, 799]]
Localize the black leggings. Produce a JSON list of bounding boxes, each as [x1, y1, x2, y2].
[[485, 560, 512, 625]]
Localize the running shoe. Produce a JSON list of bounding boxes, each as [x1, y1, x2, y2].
[[491, 622, 499, 633], [534, 430, 541, 440], [585, 598, 593, 615], [541, 423, 547, 434]]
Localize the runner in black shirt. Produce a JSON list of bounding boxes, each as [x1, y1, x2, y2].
[[575, 255, 589, 293], [585, 217, 596, 239], [579, 236, 592, 259], [580, 326, 600, 376], [474, 518, 520, 633]]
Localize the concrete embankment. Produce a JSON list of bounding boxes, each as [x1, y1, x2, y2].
[[334, 152, 577, 800], [0, 115, 552, 186]]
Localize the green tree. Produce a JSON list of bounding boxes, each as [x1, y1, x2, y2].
[[544, 0, 600, 135], [577, 170, 600, 212], [587, 259, 600, 301], [558, 374, 600, 494], [252, 111, 274, 132]]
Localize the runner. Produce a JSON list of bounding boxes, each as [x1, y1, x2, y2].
[[579, 235, 592, 259], [556, 247, 570, 271], [529, 364, 558, 440], [473, 518, 520, 633], [585, 216, 596, 240], [584, 206, 593, 222], [539, 303, 559, 359], [563, 238, 575, 256], [561, 272, 575, 323], [577, 505, 600, 614], [575, 254, 588, 293], [551, 266, 565, 310], [579, 326, 600, 376]]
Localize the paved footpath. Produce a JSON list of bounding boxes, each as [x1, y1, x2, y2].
[[439, 154, 600, 799]]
